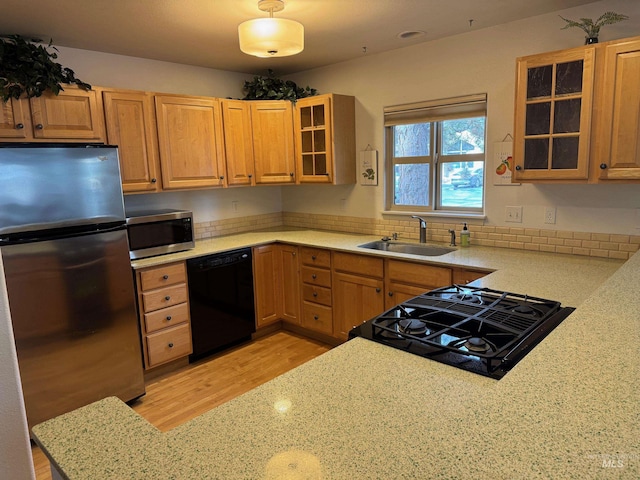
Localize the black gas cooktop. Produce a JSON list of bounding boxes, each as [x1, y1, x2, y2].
[[349, 285, 574, 379]]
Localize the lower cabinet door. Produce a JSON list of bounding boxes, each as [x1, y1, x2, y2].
[[333, 272, 384, 340], [146, 323, 192, 367]]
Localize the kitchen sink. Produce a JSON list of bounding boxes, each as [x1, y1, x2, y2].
[[358, 241, 455, 256]]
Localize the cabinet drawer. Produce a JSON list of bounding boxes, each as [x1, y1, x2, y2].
[[333, 252, 384, 278], [144, 302, 190, 334], [301, 302, 333, 335], [301, 266, 331, 287], [142, 283, 188, 312], [146, 323, 192, 367], [140, 262, 187, 291], [386, 260, 451, 287], [302, 284, 332, 306], [300, 247, 331, 267]]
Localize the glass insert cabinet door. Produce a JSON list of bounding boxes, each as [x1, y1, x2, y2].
[[513, 47, 595, 181], [296, 96, 332, 182]]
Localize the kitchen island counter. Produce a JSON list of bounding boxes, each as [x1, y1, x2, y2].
[[33, 231, 639, 478]]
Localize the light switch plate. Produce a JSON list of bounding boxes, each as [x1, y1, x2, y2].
[[505, 206, 523, 223]]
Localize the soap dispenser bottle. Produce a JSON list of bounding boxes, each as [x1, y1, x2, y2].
[[460, 223, 470, 247]]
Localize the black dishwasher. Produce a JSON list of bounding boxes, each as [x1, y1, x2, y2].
[[187, 248, 256, 361]]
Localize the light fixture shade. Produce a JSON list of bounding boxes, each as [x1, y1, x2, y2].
[[238, 18, 304, 57]]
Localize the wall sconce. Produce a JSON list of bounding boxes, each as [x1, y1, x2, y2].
[[238, 0, 304, 58]]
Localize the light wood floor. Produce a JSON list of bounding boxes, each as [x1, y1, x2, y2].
[[32, 331, 332, 479]]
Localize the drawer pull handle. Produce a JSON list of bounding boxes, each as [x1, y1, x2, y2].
[[151, 178, 157, 183], [312, 274, 317, 279], [220, 175, 224, 180], [35, 124, 44, 130], [515, 165, 522, 171], [168, 342, 174, 348], [313, 292, 318, 297], [16, 123, 24, 129], [312, 255, 316, 260], [313, 315, 319, 321], [165, 295, 171, 301], [163, 275, 169, 280], [600, 163, 608, 169], [388, 291, 393, 296], [248, 174, 252, 178], [166, 315, 172, 321]]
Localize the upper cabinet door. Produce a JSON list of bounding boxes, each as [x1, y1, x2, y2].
[[250, 100, 296, 184], [513, 47, 595, 181], [29, 86, 106, 141], [221, 99, 255, 186], [596, 37, 640, 182], [103, 90, 161, 193], [155, 95, 226, 190], [0, 98, 30, 139], [294, 94, 356, 185]]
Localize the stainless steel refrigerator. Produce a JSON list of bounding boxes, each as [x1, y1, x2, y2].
[[0, 143, 145, 430]]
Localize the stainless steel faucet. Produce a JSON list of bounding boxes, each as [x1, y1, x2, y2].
[[411, 216, 428, 243], [448, 229, 456, 247]]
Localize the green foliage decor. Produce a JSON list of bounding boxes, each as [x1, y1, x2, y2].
[[243, 69, 317, 102], [559, 11, 629, 40], [0, 35, 91, 103]]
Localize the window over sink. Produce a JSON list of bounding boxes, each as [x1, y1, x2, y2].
[[384, 94, 487, 214]]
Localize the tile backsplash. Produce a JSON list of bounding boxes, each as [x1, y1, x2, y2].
[[194, 211, 639, 260]]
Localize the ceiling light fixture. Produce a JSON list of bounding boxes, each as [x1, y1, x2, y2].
[[238, 0, 304, 58]]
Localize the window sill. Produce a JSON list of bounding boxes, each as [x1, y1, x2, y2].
[[382, 210, 486, 221]]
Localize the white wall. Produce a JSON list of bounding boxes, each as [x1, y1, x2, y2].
[[284, 0, 640, 235], [0, 255, 35, 479]]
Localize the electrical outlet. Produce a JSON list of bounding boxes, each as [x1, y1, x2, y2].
[[505, 206, 522, 223], [339, 198, 347, 211], [232, 200, 239, 212], [544, 207, 556, 224]]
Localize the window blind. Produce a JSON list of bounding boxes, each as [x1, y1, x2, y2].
[[384, 93, 487, 126]]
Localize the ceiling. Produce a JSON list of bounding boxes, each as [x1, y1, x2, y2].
[[0, 0, 600, 75]]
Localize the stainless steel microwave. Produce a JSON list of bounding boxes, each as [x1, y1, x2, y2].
[[125, 209, 194, 259]]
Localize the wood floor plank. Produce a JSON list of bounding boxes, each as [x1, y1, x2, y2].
[[32, 331, 331, 479]]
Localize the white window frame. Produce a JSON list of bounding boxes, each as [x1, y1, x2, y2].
[[384, 94, 487, 214]]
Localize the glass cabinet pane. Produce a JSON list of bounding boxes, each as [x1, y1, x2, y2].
[[551, 137, 579, 169], [312, 105, 325, 127], [301, 131, 313, 153], [300, 106, 312, 129], [525, 103, 551, 135], [302, 155, 314, 175], [553, 99, 581, 133], [527, 65, 553, 99], [315, 154, 327, 175], [524, 139, 549, 169], [555, 60, 583, 95], [314, 130, 326, 152]]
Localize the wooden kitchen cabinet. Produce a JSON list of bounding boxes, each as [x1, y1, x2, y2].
[[102, 89, 162, 193], [595, 37, 640, 182], [300, 247, 333, 335], [155, 95, 226, 189], [384, 259, 452, 309], [513, 46, 595, 181], [253, 244, 301, 328], [221, 99, 256, 186], [332, 252, 384, 340], [135, 261, 193, 369], [253, 245, 280, 327], [0, 85, 105, 142], [278, 244, 300, 325], [294, 94, 356, 184], [250, 100, 296, 184]]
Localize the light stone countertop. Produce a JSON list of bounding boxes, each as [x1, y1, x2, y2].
[[33, 229, 639, 479]]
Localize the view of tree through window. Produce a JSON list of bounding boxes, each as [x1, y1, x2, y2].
[[388, 115, 485, 212]]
